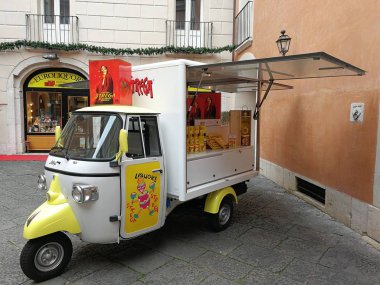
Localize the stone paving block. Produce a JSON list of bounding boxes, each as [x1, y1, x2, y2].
[[199, 274, 238, 285], [71, 264, 141, 285], [60, 246, 112, 282], [233, 207, 256, 224], [1, 224, 25, 248], [275, 237, 329, 262], [187, 229, 243, 255], [249, 215, 294, 234], [143, 236, 206, 262], [238, 227, 287, 249], [282, 258, 357, 285], [192, 251, 252, 281], [229, 243, 293, 273], [241, 267, 304, 285], [286, 224, 341, 247], [113, 243, 173, 274], [319, 244, 380, 282], [0, 264, 33, 285], [218, 221, 252, 240], [141, 259, 208, 284], [23, 276, 68, 285], [85, 239, 135, 258], [0, 217, 17, 231]]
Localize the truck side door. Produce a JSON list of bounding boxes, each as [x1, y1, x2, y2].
[[120, 115, 165, 239]]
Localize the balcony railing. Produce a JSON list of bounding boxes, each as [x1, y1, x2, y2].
[[166, 20, 213, 49], [234, 1, 253, 47], [26, 14, 79, 44]]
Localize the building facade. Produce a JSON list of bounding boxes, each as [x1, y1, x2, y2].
[[0, 0, 234, 153], [234, 0, 380, 242]]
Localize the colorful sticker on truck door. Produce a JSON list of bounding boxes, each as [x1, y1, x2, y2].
[[125, 162, 161, 234]]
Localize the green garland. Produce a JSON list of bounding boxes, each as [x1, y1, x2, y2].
[[0, 40, 235, 56]]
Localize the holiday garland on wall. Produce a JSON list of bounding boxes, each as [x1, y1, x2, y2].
[[0, 40, 235, 56]]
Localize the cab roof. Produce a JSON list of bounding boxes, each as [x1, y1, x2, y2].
[[77, 105, 159, 114]]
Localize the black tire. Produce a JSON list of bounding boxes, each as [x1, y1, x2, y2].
[[209, 197, 234, 232], [20, 232, 73, 282]]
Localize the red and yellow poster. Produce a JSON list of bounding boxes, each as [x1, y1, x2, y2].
[[124, 162, 161, 234], [186, 92, 222, 124], [89, 59, 132, 106]]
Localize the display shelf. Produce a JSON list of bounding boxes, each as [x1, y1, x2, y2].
[[187, 145, 253, 161]]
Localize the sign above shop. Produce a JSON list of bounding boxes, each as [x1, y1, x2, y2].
[[27, 72, 86, 88]]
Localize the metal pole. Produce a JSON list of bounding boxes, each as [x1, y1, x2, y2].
[[255, 63, 262, 172]]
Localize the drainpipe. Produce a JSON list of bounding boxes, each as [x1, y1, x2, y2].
[[232, 0, 236, 61]]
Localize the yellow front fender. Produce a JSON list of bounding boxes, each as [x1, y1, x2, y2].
[[24, 174, 80, 240], [204, 187, 238, 214], [24, 201, 81, 240]]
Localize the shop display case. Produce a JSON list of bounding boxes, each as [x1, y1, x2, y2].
[[26, 92, 62, 134]]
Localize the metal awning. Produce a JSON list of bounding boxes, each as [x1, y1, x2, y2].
[[186, 52, 365, 93], [186, 52, 365, 118]]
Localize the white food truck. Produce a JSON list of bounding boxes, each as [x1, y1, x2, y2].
[[20, 53, 364, 281]]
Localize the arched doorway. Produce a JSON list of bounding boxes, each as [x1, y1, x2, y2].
[[23, 68, 89, 152]]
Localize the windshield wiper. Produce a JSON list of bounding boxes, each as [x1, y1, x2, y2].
[[51, 145, 70, 160]]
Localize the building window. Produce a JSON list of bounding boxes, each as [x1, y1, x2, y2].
[[176, 0, 201, 30], [168, 0, 211, 48], [43, 0, 70, 24], [234, 1, 253, 48]]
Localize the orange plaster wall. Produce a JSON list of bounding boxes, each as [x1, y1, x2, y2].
[[236, 0, 380, 203]]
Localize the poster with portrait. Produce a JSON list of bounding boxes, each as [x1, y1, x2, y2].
[[186, 92, 221, 125], [89, 59, 132, 106]]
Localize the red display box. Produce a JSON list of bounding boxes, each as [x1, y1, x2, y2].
[[89, 59, 132, 106]]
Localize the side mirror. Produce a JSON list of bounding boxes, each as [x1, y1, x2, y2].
[[119, 129, 128, 154], [55, 126, 61, 143]]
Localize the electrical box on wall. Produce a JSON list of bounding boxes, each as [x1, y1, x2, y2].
[[350, 103, 364, 122]]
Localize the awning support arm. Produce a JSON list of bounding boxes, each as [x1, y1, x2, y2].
[[253, 62, 274, 120], [253, 79, 274, 120]]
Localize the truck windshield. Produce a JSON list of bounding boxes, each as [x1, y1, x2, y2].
[[50, 113, 122, 160]]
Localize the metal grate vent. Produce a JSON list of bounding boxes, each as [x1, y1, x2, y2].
[[296, 177, 326, 204]]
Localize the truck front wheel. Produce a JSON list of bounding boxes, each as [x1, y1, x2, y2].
[[209, 197, 233, 232], [20, 232, 72, 282]]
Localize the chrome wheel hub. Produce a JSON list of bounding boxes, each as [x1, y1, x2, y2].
[[34, 242, 64, 272], [219, 204, 231, 225]]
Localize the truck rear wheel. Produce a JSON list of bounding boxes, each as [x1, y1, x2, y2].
[[20, 232, 72, 282], [209, 197, 233, 232]]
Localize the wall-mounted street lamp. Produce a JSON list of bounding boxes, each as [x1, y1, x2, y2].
[[276, 30, 291, 56], [42, 53, 59, 60]]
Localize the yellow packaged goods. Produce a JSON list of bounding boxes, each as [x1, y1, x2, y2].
[[214, 136, 228, 149], [207, 135, 227, 150], [206, 137, 221, 150], [228, 134, 236, 148]]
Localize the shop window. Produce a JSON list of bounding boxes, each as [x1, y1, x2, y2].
[[26, 92, 62, 133]]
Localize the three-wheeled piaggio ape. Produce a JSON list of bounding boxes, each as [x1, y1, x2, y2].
[[20, 53, 364, 281]]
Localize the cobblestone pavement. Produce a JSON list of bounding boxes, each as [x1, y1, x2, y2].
[[1, 161, 380, 284]]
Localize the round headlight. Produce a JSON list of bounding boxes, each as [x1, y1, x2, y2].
[[37, 175, 47, 191], [72, 186, 83, 203]]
